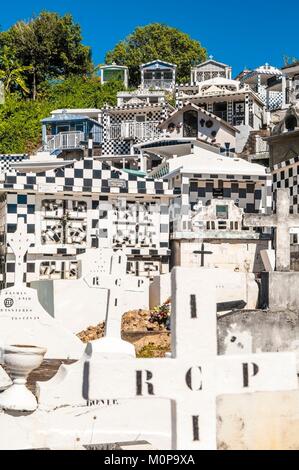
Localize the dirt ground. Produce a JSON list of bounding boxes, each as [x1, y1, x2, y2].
[[77, 309, 171, 357]]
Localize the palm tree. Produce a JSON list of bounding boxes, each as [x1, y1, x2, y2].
[[0, 46, 31, 95]]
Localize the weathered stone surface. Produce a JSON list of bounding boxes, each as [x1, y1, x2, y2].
[[244, 189, 299, 271], [150, 269, 259, 311], [218, 309, 299, 369], [217, 390, 299, 450], [260, 271, 299, 311]]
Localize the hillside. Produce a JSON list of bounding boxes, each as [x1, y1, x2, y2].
[[0, 77, 123, 154]]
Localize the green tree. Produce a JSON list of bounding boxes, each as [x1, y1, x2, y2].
[[0, 11, 92, 99], [0, 46, 31, 95], [0, 77, 123, 154], [105, 23, 207, 87]]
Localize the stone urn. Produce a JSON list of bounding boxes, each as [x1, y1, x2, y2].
[[0, 344, 47, 412]]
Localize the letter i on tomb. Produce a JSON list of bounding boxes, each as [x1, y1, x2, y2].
[[37, 266, 297, 449], [86, 266, 297, 450], [86, 268, 219, 449], [7, 218, 31, 286], [84, 249, 147, 356]]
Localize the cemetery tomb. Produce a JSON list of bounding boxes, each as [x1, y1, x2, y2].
[[36, 268, 297, 450], [0, 220, 83, 359], [31, 248, 149, 333]]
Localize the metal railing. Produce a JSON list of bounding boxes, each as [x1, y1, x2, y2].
[[148, 160, 170, 178], [107, 121, 161, 141], [44, 130, 102, 153], [45, 131, 85, 153]]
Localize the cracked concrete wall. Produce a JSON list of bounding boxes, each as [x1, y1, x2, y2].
[[217, 311, 299, 449], [218, 309, 299, 367]]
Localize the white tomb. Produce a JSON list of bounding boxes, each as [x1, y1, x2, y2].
[[0, 366, 11, 391], [84, 249, 147, 356], [149, 269, 259, 311], [31, 248, 149, 334], [35, 267, 297, 450], [0, 220, 84, 359]]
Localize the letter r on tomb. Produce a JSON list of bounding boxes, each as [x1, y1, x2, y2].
[[136, 370, 154, 396]]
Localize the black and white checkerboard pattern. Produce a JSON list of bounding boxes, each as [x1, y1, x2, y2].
[[188, 178, 269, 212], [257, 87, 283, 111], [1, 156, 172, 195], [101, 104, 169, 155], [1, 155, 173, 286], [0, 154, 29, 172], [273, 155, 299, 214], [169, 171, 272, 233]]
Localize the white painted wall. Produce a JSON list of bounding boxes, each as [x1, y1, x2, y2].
[[164, 109, 236, 149], [173, 239, 270, 274], [32, 277, 149, 334], [149, 269, 259, 311]]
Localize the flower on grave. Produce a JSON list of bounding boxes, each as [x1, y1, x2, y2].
[[149, 301, 171, 329]]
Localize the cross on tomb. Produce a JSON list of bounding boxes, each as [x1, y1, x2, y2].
[[114, 201, 156, 247], [243, 188, 299, 271], [236, 103, 244, 114], [37, 267, 297, 449], [0, 220, 83, 360], [7, 218, 31, 286], [193, 243, 213, 267], [84, 249, 146, 339], [83, 267, 297, 450]]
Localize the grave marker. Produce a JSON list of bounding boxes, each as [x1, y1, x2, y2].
[[0, 219, 84, 359], [244, 189, 299, 271], [84, 248, 147, 356], [37, 267, 297, 449]]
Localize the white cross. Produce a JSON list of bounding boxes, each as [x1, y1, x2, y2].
[[244, 189, 299, 271], [85, 268, 297, 449], [41, 267, 297, 449], [7, 218, 31, 286], [84, 249, 146, 344]]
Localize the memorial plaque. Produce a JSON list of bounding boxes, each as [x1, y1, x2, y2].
[[0, 220, 83, 359]]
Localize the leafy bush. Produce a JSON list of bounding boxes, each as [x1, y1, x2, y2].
[[0, 77, 123, 154]]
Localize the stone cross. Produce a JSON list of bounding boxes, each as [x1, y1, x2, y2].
[[7, 218, 31, 286], [84, 249, 146, 354], [243, 188, 299, 271], [38, 267, 297, 450], [0, 220, 83, 360]]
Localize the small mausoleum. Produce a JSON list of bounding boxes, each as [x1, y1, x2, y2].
[[99, 63, 129, 88], [140, 60, 177, 91], [41, 111, 103, 155]]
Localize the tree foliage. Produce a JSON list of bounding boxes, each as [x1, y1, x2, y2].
[[0, 11, 92, 99], [0, 77, 123, 154], [0, 16, 208, 154], [0, 46, 32, 95], [105, 23, 207, 86]]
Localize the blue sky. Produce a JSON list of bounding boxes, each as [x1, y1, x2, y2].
[[0, 0, 298, 76]]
